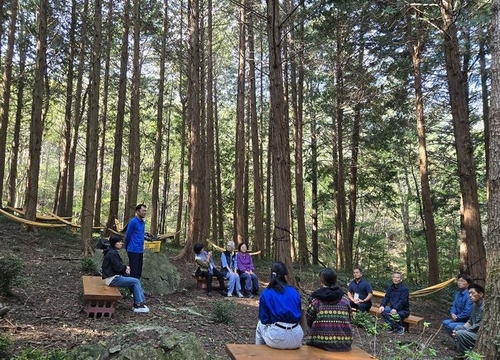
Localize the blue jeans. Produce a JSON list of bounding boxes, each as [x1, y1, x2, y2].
[[381, 306, 409, 330], [224, 271, 241, 294], [443, 319, 467, 336], [109, 275, 145, 304], [240, 272, 259, 292]]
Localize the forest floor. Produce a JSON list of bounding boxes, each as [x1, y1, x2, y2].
[[0, 217, 462, 359]]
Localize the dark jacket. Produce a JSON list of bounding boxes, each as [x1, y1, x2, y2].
[[380, 282, 410, 313], [102, 247, 127, 279]]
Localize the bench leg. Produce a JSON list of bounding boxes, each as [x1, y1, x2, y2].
[[85, 300, 117, 318]]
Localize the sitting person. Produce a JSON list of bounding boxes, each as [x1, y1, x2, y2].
[[347, 267, 373, 312], [220, 241, 244, 298], [443, 274, 473, 336], [452, 284, 485, 358], [193, 242, 227, 297], [378, 271, 410, 335], [101, 235, 149, 313], [255, 261, 303, 349], [306, 268, 353, 352], [235, 242, 259, 297]]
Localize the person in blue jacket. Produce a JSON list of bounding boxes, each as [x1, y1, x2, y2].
[[255, 261, 303, 349], [378, 271, 410, 335], [125, 204, 147, 279], [442, 274, 473, 336]]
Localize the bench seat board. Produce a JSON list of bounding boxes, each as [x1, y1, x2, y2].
[[225, 344, 376, 360], [366, 306, 424, 330], [82, 276, 121, 318]]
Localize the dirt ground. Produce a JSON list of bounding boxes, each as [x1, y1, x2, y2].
[[0, 219, 461, 359]]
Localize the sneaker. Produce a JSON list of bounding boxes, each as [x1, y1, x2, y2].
[[386, 327, 395, 334], [397, 327, 404, 336], [220, 290, 228, 296], [227, 293, 233, 297], [237, 292, 244, 298], [133, 304, 149, 313]]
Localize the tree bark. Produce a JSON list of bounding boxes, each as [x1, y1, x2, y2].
[[267, 0, 294, 282], [476, 4, 500, 358], [406, 8, 439, 285], [81, 0, 102, 255], [439, 0, 486, 284], [24, 0, 48, 230], [0, 0, 19, 207]]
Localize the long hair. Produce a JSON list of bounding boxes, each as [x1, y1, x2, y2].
[[267, 261, 288, 293]]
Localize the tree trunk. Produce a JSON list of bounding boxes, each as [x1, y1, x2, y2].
[[106, 0, 129, 230], [24, 0, 48, 230], [267, 0, 294, 282], [0, 0, 18, 207], [478, 26, 490, 189], [439, 0, 486, 284], [407, 9, 439, 285], [311, 106, 319, 265], [234, 0, 246, 246], [151, 0, 168, 236], [476, 4, 500, 357], [124, 0, 141, 222], [8, 13, 27, 208], [53, 0, 76, 216], [81, 0, 102, 255]]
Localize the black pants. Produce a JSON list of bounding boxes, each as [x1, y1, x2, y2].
[[203, 268, 225, 293]]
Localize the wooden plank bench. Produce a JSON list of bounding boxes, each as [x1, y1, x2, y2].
[[82, 276, 122, 318], [192, 273, 228, 291], [225, 344, 376, 360], [366, 305, 424, 331]]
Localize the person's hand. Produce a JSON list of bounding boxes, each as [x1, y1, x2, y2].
[[390, 309, 397, 315], [125, 266, 130, 275], [379, 306, 384, 313], [452, 330, 457, 337], [451, 314, 457, 321]]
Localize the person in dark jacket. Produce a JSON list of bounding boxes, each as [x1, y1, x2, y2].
[[306, 268, 353, 352], [102, 235, 149, 313], [378, 271, 409, 335]]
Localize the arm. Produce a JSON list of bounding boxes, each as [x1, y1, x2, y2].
[[109, 252, 127, 275], [124, 219, 136, 250], [455, 297, 473, 322], [364, 282, 373, 302], [306, 299, 318, 328], [258, 295, 272, 324], [392, 286, 409, 311]]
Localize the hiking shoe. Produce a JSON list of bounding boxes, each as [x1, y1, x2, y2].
[[237, 292, 244, 298], [220, 290, 228, 296], [133, 304, 149, 313], [227, 292, 233, 297], [386, 327, 395, 334], [397, 327, 404, 336]]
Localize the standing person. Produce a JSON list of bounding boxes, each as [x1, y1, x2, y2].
[[125, 204, 147, 279], [452, 284, 485, 358], [255, 262, 303, 349], [193, 243, 227, 297], [442, 274, 473, 336], [235, 243, 259, 297], [347, 267, 373, 312], [102, 235, 149, 313], [378, 271, 410, 335], [306, 268, 353, 352], [220, 241, 244, 298]]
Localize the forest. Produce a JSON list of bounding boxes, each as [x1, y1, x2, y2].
[[0, 0, 500, 357]]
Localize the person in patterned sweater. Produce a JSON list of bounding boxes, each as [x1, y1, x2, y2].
[[306, 268, 353, 352]]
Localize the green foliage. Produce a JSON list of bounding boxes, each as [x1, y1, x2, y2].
[[0, 253, 23, 295], [0, 334, 12, 358], [463, 350, 485, 360], [11, 348, 70, 360], [352, 311, 378, 336], [211, 301, 236, 324], [80, 256, 96, 273]]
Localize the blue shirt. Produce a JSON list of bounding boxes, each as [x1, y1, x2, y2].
[[451, 289, 473, 322], [259, 285, 302, 324], [348, 278, 373, 301], [125, 216, 145, 253]]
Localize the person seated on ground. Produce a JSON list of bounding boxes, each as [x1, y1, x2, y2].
[[220, 241, 244, 298], [347, 267, 373, 312], [193, 242, 227, 297], [235, 242, 259, 297], [306, 268, 353, 352], [452, 283, 485, 358], [255, 261, 303, 349], [101, 235, 149, 313], [378, 271, 409, 336], [443, 273, 473, 336]]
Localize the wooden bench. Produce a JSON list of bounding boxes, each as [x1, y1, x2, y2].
[[192, 273, 228, 291], [82, 276, 122, 318], [366, 305, 424, 331], [225, 344, 376, 360]]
